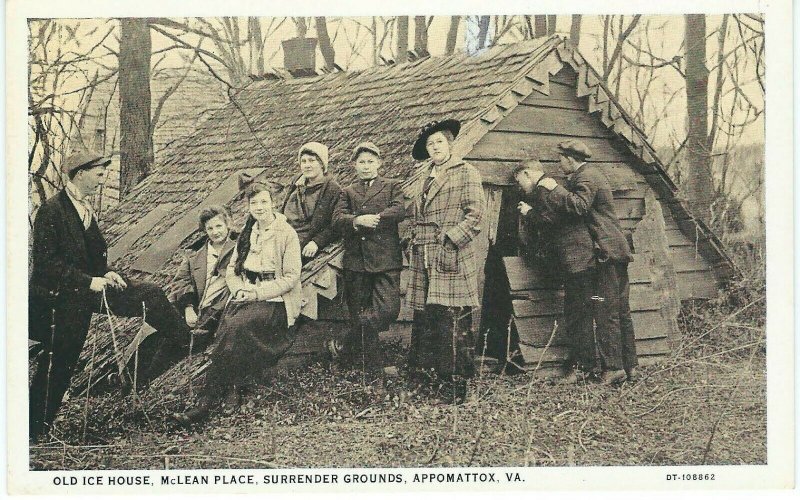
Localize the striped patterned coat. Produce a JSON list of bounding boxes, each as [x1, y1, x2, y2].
[[406, 157, 485, 309]]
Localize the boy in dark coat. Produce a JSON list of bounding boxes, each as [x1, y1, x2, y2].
[[514, 159, 597, 381], [330, 142, 406, 373], [28, 149, 191, 442], [523, 140, 637, 384]]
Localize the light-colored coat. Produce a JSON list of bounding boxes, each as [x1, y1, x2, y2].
[[225, 213, 304, 326], [406, 157, 485, 309]]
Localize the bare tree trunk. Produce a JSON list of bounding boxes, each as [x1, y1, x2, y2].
[[534, 15, 547, 37], [371, 17, 378, 65], [445, 15, 460, 54], [414, 16, 428, 54], [570, 14, 582, 46], [547, 15, 557, 35], [315, 17, 336, 70], [685, 14, 712, 222], [119, 18, 153, 199], [397, 16, 408, 63], [477, 15, 490, 49], [248, 17, 265, 77], [294, 17, 308, 38]]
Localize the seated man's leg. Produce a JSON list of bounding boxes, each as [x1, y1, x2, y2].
[[104, 279, 190, 346], [104, 279, 192, 387]]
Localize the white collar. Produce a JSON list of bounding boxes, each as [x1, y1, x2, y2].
[[66, 180, 87, 202]]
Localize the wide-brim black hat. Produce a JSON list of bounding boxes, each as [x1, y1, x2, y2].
[[412, 119, 461, 161]]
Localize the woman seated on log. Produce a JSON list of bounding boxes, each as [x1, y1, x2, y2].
[[173, 180, 303, 425], [280, 142, 343, 261]]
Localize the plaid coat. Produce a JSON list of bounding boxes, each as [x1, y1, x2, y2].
[[406, 157, 485, 309]]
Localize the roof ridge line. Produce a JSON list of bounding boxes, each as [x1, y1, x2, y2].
[[553, 39, 739, 276]]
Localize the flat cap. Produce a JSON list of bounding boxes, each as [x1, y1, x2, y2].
[[557, 140, 592, 161], [351, 141, 381, 161], [61, 149, 111, 176]]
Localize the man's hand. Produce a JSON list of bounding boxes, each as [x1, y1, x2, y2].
[[104, 271, 127, 290], [354, 214, 381, 229], [232, 289, 258, 302], [89, 277, 109, 292], [539, 177, 558, 191], [517, 201, 533, 216], [185, 307, 198, 328], [302, 241, 319, 258]]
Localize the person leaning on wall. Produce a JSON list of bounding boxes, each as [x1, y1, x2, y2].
[[171, 205, 238, 340], [328, 141, 406, 382], [405, 119, 486, 404], [521, 140, 638, 385], [514, 159, 598, 383], [173, 179, 303, 425]]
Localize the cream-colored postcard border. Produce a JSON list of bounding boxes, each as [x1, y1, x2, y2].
[[6, 0, 793, 494]]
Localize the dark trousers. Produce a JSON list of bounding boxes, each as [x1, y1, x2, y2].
[[593, 262, 638, 371], [340, 269, 401, 371], [562, 268, 596, 371], [29, 279, 189, 441], [408, 305, 475, 380], [127, 297, 227, 387]]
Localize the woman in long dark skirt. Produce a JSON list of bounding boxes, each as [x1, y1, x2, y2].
[[173, 182, 303, 424]]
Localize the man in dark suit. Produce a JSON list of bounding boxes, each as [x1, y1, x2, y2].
[[522, 140, 637, 385], [28, 149, 191, 442], [514, 159, 597, 383], [329, 142, 406, 373]]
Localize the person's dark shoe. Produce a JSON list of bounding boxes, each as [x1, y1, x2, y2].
[[221, 386, 241, 415], [625, 367, 640, 383], [172, 401, 210, 426], [454, 379, 468, 405], [598, 369, 628, 386], [190, 328, 212, 349]]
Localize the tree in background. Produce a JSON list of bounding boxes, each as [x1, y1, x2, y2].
[[414, 16, 429, 55], [28, 19, 117, 215], [30, 15, 765, 241], [396, 17, 409, 63], [570, 15, 582, 46], [118, 18, 153, 198], [684, 14, 712, 223]]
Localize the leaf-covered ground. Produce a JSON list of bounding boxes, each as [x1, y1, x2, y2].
[[30, 316, 766, 470]]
